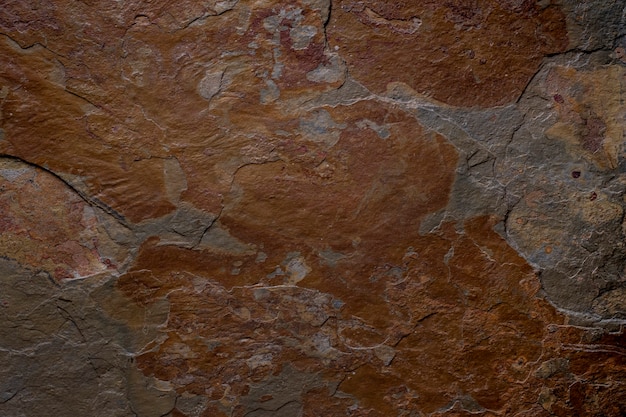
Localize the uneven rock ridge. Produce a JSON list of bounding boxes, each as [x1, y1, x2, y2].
[[1, 1, 625, 416]]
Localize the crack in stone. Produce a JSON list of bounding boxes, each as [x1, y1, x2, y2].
[[0, 154, 131, 229], [0, 32, 66, 59]]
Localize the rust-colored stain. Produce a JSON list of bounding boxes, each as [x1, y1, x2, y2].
[[118, 216, 626, 416], [327, 1, 569, 107], [1, 0, 624, 416]]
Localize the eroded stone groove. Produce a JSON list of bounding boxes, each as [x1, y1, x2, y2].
[[1, 1, 625, 416]]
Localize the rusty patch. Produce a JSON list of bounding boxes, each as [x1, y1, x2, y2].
[[117, 216, 626, 416], [327, 1, 569, 107]]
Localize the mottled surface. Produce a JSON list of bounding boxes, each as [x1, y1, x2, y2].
[[327, 0, 569, 107], [1, 1, 625, 416]]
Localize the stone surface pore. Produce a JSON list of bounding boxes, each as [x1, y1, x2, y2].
[[1, 0, 625, 416]]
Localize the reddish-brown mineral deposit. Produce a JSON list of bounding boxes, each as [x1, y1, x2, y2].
[[1, 1, 624, 416]]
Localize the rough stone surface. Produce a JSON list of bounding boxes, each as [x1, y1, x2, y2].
[[1, 1, 625, 416]]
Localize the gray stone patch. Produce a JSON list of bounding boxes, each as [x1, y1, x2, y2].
[[560, 0, 626, 51], [263, 14, 282, 33], [0, 259, 172, 417], [176, 392, 210, 417], [213, 0, 239, 14], [306, 54, 346, 84], [131, 202, 218, 249], [237, 365, 329, 417], [356, 118, 390, 139], [498, 58, 626, 324], [167, 203, 216, 242], [283, 252, 311, 284], [267, 266, 285, 279], [260, 79, 280, 104], [318, 248, 347, 267], [534, 358, 570, 379], [0, 167, 29, 182], [290, 25, 317, 50], [592, 287, 626, 319], [256, 251, 268, 263], [303, 0, 331, 23], [374, 345, 396, 366], [271, 50, 284, 80], [299, 109, 347, 147], [303, 78, 371, 110], [197, 221, 256, 255], [198, 69, 224, 101]]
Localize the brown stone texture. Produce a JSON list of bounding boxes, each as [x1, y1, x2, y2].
[[1, 1, 625, 416], [327, 0, 569, 107]]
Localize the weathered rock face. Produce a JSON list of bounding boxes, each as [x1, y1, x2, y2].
[[327, 0, 569, 107], [1, 1, 625, 416]]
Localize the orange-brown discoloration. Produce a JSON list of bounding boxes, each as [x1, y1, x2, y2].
[[328, 1, 569, 107], [117, 214, 626, 415]]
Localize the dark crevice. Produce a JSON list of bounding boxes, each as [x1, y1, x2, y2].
[[0, 387, 23, 404], [64, 88, 101, 109], [501, 203, 513, 239], [468, 156, 494, 170], [324, 0, 332, 29], [545, 46, 610, 58], [515, 62, 545, 104], [194, 157, 282, 247], [56, 305, 87, 343], [128, 402, 139, 417], [0, 32, 66, 59], [243, 400, 302, 416], [0, 154, 131, 229], [158, 404, 176, 417], [171, 2, 239, 33], [392, 312, 437, 348]]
